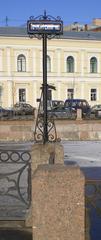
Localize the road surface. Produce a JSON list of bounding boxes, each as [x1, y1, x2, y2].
[[62, 140, 101, 179]]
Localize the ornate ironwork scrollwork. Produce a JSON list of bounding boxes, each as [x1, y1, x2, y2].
[[29, 11, 62, 40], [29, 10, 62, 22], [34, 86, 58, 143], [0, 149, 31, 212], [34, 117, 57, 143]]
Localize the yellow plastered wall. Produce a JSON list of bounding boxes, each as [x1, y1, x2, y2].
[[0, 35, 101, 107]]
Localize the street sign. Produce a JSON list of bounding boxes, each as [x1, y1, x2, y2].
[[27, 20, 63, 35]]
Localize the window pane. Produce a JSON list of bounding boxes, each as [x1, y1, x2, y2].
[[19, 89, 26, 102], [67, 88, 74, 99], [17, 55, 26, 72], [17, 60, 21, 72], [22, 59, 26, 71], [47, 89, 52, 100], [67, 56, 74, 73], [91, 88, 97, 101], [90, 57, 97, 73]]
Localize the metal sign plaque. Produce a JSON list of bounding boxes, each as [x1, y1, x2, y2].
[[27, 20, 63, 35]]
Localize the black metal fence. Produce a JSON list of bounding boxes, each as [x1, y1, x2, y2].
[[0, 143, 101, 239], [0, 148, 31, 220]]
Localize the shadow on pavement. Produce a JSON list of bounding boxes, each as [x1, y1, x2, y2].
[[0, 229, 32, 240], [65, 161, 101, 240], [81, 166, 101, 240]]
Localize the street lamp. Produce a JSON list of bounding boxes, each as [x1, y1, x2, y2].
[[27, 11, 63, 143]]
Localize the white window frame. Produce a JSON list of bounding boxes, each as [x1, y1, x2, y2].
[[64, 53, 77, 73], [17, 54, 26, 72], [90, 57, 97, 73]]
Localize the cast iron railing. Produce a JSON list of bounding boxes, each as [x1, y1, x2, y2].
[[0, 149, 31, 220]]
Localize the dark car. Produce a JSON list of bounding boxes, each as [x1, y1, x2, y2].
[[39, 100, 64, 111], [90, 104, 101, 117], [46, 106, 77, 119], [0, 107, 13, 118], [51, 100, 64, 109], [13, 103, 35, 115], [64, 99, 91, 117]]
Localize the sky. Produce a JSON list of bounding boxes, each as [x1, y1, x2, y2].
[[0, 0, 101, 27]]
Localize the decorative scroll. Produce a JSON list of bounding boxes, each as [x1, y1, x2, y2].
[[34, 87, 58, 143], [34, 117, 57, 143], [0, 149, 31, 218]]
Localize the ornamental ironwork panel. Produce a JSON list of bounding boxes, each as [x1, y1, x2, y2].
[[34, 87, 58, 143], [0, 148, 31, 220]]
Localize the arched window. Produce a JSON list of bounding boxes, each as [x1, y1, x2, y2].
[[17, 54, 26, 72], [67, 56, 74, 73], [47, 55, 51, 72], [90, 57, 97, 73]]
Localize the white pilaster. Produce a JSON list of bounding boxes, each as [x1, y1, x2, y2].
[[81, 82, 84, 99], [56, 49, 61, 76], [33, 49, 36, 75], [7, 80, 13, 107], [57, 81, 62, 99], [0, 49, 3, 71], [81, 50, 85, 77], [33, 81, 37, 107], [7, 48, 11, 76]]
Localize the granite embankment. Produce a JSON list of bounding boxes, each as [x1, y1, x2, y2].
[[0, 119, 101, 141]]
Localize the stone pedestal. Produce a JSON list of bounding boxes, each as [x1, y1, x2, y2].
[[31, 142, 64, 173], [32, 164, 85, 240], [76, 109, 82, 120], [25, 142, 64, 227]]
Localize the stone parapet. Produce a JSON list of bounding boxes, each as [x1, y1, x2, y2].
[[1, 119, 101, 141], [32, 164, 85, 240]]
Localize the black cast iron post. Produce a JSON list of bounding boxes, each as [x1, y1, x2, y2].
[[43, 33, 48, 143]]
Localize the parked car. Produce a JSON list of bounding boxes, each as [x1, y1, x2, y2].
[[48, 106, 76, 119], [64, 99, 91, 117], [39, 100, 64, 111], [90, 104, 101, 117], [40, 106, 77, 119], [13, 103, 35, 115], [50, 100, 64, 109], [0, 107, 13, 117]]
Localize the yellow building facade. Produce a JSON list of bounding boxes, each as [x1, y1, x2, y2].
[[0, 27, 101, 108]]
